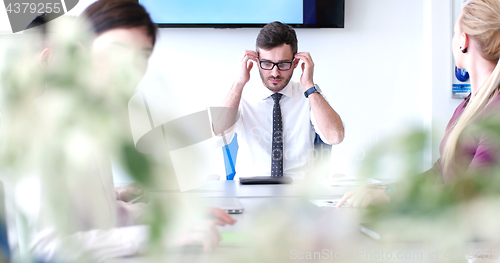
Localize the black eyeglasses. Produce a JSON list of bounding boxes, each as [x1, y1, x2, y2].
[[258, 58, 295, 71]]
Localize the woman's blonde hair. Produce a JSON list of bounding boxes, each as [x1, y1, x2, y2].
[[443, 0, 500, 173]]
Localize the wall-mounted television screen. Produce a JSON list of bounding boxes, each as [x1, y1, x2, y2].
[[138, 0, 344, 28]]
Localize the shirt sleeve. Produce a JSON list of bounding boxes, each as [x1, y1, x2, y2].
[[27, 150, 150, 262], [211, 108, 242, 149], [389, 160, 445, 193], [466, 135, 500, 174], [462, 101, 500, 176], [116, 201, 147, 227], [309, 93, 336, 144], [31, 225, 149, 262], [417, 159, 445, 184]]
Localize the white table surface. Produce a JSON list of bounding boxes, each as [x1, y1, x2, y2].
[[180, 180, 360, 198], [110, 181, 493, 263]]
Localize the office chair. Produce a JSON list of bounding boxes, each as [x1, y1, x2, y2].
[[222, 133, 332, 180], [222, 133, 238, 180], [0, 182, 10, 262], [313, 133, 332, 176]]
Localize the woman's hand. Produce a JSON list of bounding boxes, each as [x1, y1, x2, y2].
[[336, 184, 390, 208], [208, 207, 237, 226]]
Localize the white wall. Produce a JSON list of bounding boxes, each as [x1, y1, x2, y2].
[[0, 0, 462, 183], [425, 0, 463, 164], [0, 0, 11, 33], [135, 0, 443, 182]]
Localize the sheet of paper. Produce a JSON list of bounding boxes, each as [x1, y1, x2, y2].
[[322, 177, 382, 187], [309, 199, 348, 208]]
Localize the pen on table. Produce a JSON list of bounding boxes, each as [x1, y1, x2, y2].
[[128, 195, 143, 203]]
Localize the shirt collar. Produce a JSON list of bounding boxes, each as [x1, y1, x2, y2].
[[258, 82, 294, 101]]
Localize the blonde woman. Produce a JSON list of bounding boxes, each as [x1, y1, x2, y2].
[[338, 0, 500, 207]]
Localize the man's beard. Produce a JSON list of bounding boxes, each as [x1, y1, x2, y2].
[[259, 71, 293, 93]]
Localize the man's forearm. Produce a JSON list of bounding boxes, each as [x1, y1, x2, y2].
[[308, 93, 344, 144], [222, 81, 245, 109], [214, 82, 245, 136]]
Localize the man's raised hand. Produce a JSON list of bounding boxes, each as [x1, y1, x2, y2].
[[236, 50, 258, 86]]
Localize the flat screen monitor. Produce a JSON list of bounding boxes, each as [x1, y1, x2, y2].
[[138, 0, 344, 28]]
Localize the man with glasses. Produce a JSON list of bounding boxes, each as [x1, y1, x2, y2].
[[218, 21, 344, 179]]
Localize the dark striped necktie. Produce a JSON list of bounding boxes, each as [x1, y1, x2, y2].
[[271, 93, 283, 177]]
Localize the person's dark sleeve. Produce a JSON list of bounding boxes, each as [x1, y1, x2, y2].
[[416, 159, 445, 185], [388, 159, 445, 189]]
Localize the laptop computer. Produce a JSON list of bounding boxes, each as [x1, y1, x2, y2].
[[203, 197, 244, 214]]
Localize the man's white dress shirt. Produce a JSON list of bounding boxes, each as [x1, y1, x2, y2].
[[216, 80, 327, 179]]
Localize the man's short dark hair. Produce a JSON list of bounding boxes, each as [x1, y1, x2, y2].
[[256, 21, 297, 54], [82, 0, 157, 46]]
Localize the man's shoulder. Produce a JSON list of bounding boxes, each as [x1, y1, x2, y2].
[[285, 81, 307, 100]]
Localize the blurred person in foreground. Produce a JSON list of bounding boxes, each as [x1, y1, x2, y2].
[[338, 0, 500, 208], [5, 0, 234, 261], [27, 11, 146, 213]]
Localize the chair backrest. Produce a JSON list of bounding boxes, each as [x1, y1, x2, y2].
[[222, 133, 331, 179], [222, 133, 238, 180], [313, 133, 332, 176], [0, 181, 10, 262]]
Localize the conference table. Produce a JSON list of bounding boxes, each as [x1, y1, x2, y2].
[[110, 180, 492, 263], [184, 179, 363, 233]]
